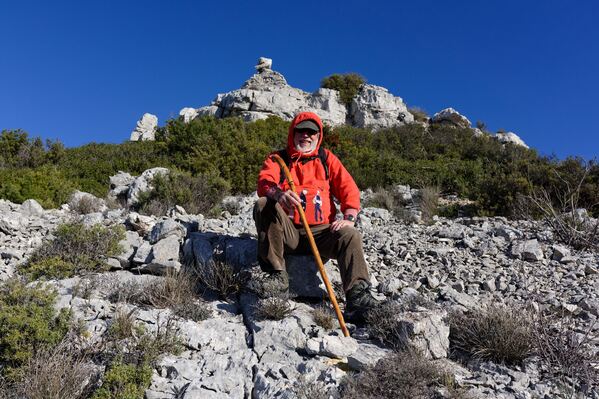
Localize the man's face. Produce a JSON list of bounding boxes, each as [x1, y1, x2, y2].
[[293, 128, 319, 153]]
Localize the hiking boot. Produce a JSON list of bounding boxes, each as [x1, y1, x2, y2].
[[345, 280, 379, 324], [247, 270, 289, 298]]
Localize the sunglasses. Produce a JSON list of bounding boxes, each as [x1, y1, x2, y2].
[[294, 129, 320, 136]]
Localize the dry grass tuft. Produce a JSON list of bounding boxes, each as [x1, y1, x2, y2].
[[365, 301, 411, 350], [70, 195, 104, 215], [449, 304, 534, 365], [193, 260, 245, 299], [418, 186, 440, 224], [14, 340, 96, 399], [312, 305, 336, 330], [255, 296, 292, 321], [340, 349, 444, 399]]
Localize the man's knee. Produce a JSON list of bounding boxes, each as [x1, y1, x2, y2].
[[337, 225, 362, 243], [254, 197, 269, 214]]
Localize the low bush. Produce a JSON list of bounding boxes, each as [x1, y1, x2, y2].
[[535, 311, 599, 395], [340, 350, 445, 399], [0, 279, 71, 379], [320, 73, 365, 105], [14, 339, 95, 399], [20, 222, 125, 279], [90, 361, 152, 399], [449, 304, 534, 365], [137, 170, 230, 216], [107, 308, 141, 342]]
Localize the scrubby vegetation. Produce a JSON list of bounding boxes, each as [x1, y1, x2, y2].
[[19, 221, 125, 280], [1, 116, 598, 218], [136, 170, 229, 216], [320, 73, 366, 105], [0, 279, 71, 380], [340, 350, 448, 399]]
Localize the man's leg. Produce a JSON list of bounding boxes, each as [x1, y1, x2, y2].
[[311, 225, 370, 293], [253, 197, 300, 272]]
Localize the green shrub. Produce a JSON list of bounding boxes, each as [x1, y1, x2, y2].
[[0, 279, 70, 379], [20, 222, 125, 279], [137, 170, 230, 216], [91, 361, 152, 399], [320, 73, 365, 105], [0, 165, 76, 208]]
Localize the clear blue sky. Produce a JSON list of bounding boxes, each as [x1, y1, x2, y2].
[[1, 0, 597, 160]]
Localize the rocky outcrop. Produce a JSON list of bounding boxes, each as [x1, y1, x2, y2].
[[130, 113, 158, 141], [186, 58, 414, 129], [431, 107, 472, 128], [495, 131, 529, 149]]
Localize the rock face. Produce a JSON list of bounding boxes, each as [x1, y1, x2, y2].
[[185, 58, 414, 129], [130, 113, 158, 141], [431, 107, 472, 128], [495, 131, 529, 148]]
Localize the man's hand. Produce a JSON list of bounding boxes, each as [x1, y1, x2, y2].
[[330, 219, 354, 232], [276, 190, 301, 210]]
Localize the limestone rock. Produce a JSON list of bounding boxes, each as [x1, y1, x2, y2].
[[19, 199, 44, 217], [130, 113, 158, 141], [255, 56, 272, 71], [179, 107, 199, 123], [127, 167, 169, 206], [431, 108, 471, 128], [510, 239, 544, 261], [349, 84, 414, 129], [495, 131, 529, 149]]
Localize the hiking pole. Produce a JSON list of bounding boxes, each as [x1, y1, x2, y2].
[[271, 154, 350, 337]]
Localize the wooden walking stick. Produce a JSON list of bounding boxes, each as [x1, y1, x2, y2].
[[271, 154, 350, 337]]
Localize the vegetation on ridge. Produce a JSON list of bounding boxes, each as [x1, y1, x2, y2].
[[0, 116, 598, 218]]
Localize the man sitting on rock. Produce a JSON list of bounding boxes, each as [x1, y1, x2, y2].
[[253, 111, 378, 322]]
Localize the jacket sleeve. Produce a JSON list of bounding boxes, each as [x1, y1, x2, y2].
[[257, 153, 283, 198], [326, 150, 361, 213]]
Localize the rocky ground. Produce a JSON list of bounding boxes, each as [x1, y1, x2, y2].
[[1, 185, 599, 398]]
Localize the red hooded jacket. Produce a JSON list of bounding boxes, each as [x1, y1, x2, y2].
[[257, 112, 361, 225]]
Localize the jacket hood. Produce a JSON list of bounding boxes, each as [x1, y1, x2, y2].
[[287, 112, 324, 159]]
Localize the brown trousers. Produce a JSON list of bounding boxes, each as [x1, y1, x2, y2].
[[253, 197, 370, 293]]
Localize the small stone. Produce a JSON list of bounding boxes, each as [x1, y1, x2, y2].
[[426, 275, 440, 289], [482, 279, 496, 292]]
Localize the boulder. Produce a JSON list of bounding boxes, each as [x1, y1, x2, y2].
[[130, 113, 158, 141], [495, 131, 529, 149], [179, 107, 199, 123], [349, 84, 414, 129], [127, 167, 169, 206], [19, 199, 44, 217], [431, 108, 471, 128]]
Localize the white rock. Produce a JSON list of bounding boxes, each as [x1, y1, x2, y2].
[[495, 131, 529, 149], [19, 199, 44, 217], [431, 108, 471, 128], [127, 167, 169, 206], [179, 107, 199, 123], [130, 113, 158, 141]]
